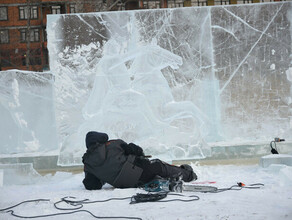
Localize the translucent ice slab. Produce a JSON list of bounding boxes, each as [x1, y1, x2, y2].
[[0, 163, 41, 185], [45, 2, 292, 165], [0, 70, 58, 155], [259, 154, 292, 168]]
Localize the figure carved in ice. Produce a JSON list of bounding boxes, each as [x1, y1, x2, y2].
[[82, 39, 129, 119], [0, 79, 39, 153], [81, 39, 166, 141], [82, 39, 211, 142], [129, 43, 211, 137]]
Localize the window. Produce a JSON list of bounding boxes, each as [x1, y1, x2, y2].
[[31, 6, 38, 19], [19, 6, 38, 20], [20, 29, 26, 42], [20, 29, 40, 42], [69, 4, 76, 13], [237, 0, 253, 4], [0, 7, 8, 21], [143, 0, 161, 9], [19, 6, 25, 19], [0, 30, 9, 44], [192, 0, 207, 6], [30, 29, 39, 42], [214, 0, 230, 5], [51, 6, 61, 14], [0, 51, 11, 67]]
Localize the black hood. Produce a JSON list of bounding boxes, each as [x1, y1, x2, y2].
[[85, 131, 109, 148]]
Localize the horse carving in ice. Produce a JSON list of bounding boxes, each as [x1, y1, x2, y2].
[[81, 39, 211, 143], [130, 43, 211, 139], [81, 39, 164, 141]]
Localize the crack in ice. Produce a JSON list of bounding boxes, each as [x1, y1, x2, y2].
[[77, 15, 106, 39], [200, 12, 211, 71], [212, 25, 240, 42], [223, 7, 263, 34], [222, 6, 289, 48], [219, 4, 284, 95]]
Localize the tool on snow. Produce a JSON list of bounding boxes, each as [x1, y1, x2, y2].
[[143, 176, 183, 192], [143, 178, 264, 193], [270, 137, 285, 154]]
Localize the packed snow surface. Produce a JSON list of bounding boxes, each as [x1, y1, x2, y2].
[[0, 163, 291, 220]]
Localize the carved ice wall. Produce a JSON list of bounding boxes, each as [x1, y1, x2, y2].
[[0, 71, 58, 155], [46, 2, 292, 165]]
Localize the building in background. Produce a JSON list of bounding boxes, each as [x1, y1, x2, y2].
[[0, 0, 286, 71], [0, 0, 79, 71]]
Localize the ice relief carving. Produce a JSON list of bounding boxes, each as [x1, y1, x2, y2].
[[81, 39, 209, 147], [45, 2, 292, 165]]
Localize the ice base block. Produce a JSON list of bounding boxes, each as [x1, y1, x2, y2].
[[259, 154, 292, 168]]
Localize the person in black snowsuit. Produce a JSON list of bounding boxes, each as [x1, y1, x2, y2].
[[82, 131, 197, 190]]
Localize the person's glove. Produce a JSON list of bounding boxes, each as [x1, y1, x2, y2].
[[128, 143, 145, 157]]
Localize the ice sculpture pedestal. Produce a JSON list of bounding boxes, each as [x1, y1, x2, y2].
[[0, 164, 41, 185], [0, 154, 64, 171], [259, 154, 292, 168]]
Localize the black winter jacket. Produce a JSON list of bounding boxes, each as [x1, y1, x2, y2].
[[82, 131, 143, 189]]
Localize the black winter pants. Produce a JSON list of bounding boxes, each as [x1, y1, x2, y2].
[[134, 157, 193, 185]]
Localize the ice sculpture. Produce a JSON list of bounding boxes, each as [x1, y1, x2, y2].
[[82, 38, 214, 139], [0, 70, 58, 154], [45, 2, 292, 165], [80, 39, 166, 144]]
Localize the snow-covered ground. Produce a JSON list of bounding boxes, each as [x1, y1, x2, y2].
[[1, 163, 291, 220]]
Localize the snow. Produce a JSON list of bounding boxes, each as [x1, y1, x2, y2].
[[1, 163, 292, 220]]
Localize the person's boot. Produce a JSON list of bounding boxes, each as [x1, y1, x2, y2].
[[180, 164, 197, 182], [158, 160, 197, 182]]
